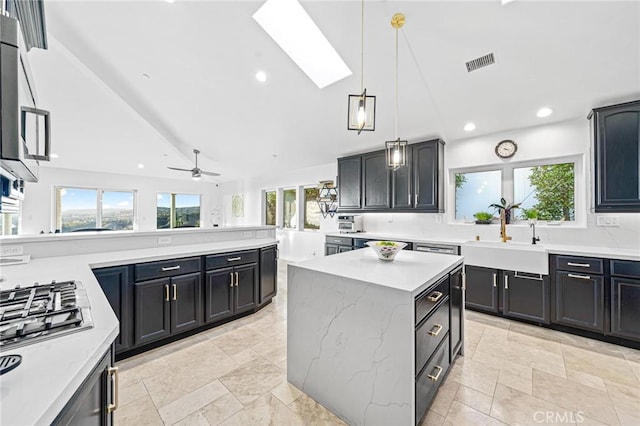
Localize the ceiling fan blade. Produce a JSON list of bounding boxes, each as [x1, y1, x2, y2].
[[167, 167, 194, 172], [200, 170, 221, 177]]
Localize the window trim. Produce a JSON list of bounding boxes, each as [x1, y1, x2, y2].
[[156, 192, 202, 229], [449, 154, 584, 226], [281, 187, 298, 230], [302, 185, 321, 231], [262, 189, 277, 227]]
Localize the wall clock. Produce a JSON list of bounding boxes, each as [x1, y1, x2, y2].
[[495, 139, 517, 158]]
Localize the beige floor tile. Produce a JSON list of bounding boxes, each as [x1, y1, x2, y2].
[[158, 380, 229, 425], [219, 394, 305, 426], [619, 345, 640, 364], [566, 369, 606, 392], [443, 400, 507, 426], [114, 394, 163, 426], [466, 311, 512, 330], [429, 377, 460, 417], [491, 383, 580, 426], [229, 348, 262, 365], [288, 393, 347, 425], [419, 410, 445, 426], [119, 379, 148, 406], [507, 328, 563, 356], [508, 320, 564, 343], [219, 357, 285, 404], [201, 392, 244, 426], [561, 343, 639, 387], [605, 379, 640, 426], [117, 357, 171, 389], [211, 326, 267, 356], [271, 381, 303, 405], [532, 369, 619, 425], [448, 356, 500, 396], [171, 410, 211, 426], [454, 385, 493, 414]]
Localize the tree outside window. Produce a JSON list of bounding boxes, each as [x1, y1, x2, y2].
[[304, 187, 320, 230], [265, 191, 276, 226], [283, 189, 297, 229], [514, 163, 575, 221]]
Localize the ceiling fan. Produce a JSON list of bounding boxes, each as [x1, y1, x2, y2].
[[167, 149, 220, 181]]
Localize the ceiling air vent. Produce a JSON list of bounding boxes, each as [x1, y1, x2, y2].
[[466, 53, 495, 72]]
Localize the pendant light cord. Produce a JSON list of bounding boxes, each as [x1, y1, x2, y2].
[[394, 25, 399, 139], [360, 0, 364, 93]]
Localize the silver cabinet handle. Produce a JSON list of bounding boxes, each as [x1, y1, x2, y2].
[[164, 284, 169, 301], [428, 365, 443, 382], [235, 272, 239, 287], [415, 193, 418, 205], [227, 257, 242, 262], [492, 273, 497, 288], [567, 262, 590, 268], [427, 291, 443, 303], [428, 324, 443, 337], [462, 273, 466, 291], [107, 366, 119, 413], [568, 273, 591, 280], [514, 272, 543, 281], [229, 273, 234, 287], [161, 265, 181, 272], [505, 275, 509, 290], [172, 284, 177, 301]]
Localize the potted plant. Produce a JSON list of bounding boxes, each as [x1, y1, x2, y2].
[[473, 212, 494, 224], [489, 198, 521, 224], [521, 208, 539, 223]]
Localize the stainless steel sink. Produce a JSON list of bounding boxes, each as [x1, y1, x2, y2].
[[461, 240, 549, 274]]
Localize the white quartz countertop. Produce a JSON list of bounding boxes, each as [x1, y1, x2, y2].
[[0, 238, 277, 425], [326, 232, 469, 245], [292, 249, 463, 296]]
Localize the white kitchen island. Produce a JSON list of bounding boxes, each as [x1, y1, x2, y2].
[[287, 248, 464, 426]]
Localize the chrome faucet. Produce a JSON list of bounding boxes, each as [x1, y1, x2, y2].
[[530, 222, 540, 245]]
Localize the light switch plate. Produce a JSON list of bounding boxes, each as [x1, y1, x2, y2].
[[244, 231, 254, 238], [158, 236, 172, 244], [1, 245, 23, 256], [596, 215, 620, 227]]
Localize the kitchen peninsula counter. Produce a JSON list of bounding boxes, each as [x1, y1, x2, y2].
[[0, 236, 277, 426], [287, 249, 463, 425]]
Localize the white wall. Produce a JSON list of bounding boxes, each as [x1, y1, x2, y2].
[[20, 167, 221, 235], [221, 118, 640, 260]]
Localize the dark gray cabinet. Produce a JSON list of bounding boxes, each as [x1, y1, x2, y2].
[[391, 147, 413, 209], [362, 150, 390, 209], [259, 245, 278, 305], [413, 140, 444, 211], [170, 272, 203, 334], [93, 266, 132, 353], [502, 271, 550, 324], [325, 235, 353, 256], [591, 100, 640, 212], [609, 259, 640, 342], [53, 346, 115, 426], [449, 266, 464, 360], [338, 156, 361, 210], [204, 267, 234, 323], [464, 265, 499, 313], [553, 271, 604, 332]]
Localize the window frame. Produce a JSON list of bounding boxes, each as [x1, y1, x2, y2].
[[281, 187, 298, 230], [262, 189, 277, 227], [156, 192, 202, 229], [449, 154, 584, 226], [302, 185, 321, 231]]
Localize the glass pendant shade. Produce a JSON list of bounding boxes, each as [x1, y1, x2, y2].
[[385, 139, 408, 169], [348, 89, 376, 133]]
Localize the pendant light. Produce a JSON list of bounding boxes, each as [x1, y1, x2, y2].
[[386, 13, 408, 169], [347, 0, 376, 134]]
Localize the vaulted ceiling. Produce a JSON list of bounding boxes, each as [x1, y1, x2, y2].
[[28, 0, 640, 182]]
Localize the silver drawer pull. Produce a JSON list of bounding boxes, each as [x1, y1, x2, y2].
[[567, 262, 590, 268], [107, 366, 119, 413], [227, 257, 242, 261], [568, 273, 591, 280], [427, 291, 444, 303], [161, 265, 181, 271], [514, 272, 543, 281], [492, 273, 497, 288], [230, 273, 234, 287], [428, 365, 443, 382], [333, 239, 343, 243], [428, 324, 443, 337], [505, 275, 509, 290]]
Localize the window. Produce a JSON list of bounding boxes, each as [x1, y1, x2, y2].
[[1, 212, 19, 235], [157, 193, 201, 229], [283, 188, 297, 229], [453, 158, 578, 223], [55, 187, 135, 232], [303, 187, 320, 230], [265, 190, 276, 226], [455, 170, 501, 221]]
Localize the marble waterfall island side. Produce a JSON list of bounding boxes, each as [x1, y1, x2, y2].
[[287, 249, 464, 426]]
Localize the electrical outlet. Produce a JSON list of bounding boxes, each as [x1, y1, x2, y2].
[[388, 214, 394, 223], [1, 245, 23, 256], [435, 215, 442, 224], [158, 236, 171, 244], [596, 215, 620, 227], [256, 230, 268, 238], [243, 231, 254, 238]]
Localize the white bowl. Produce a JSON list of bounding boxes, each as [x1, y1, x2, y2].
[[366, 241, 408, 261]]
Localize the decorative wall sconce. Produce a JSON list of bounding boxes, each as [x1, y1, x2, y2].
[[316, 180, 338, 218]]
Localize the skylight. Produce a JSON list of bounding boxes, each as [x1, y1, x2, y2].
[[253, 0, 352, 89]]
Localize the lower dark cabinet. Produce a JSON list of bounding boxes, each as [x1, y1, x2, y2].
[[553, 271, 604, 332], [205, 263, 258, 323], [449, 266, 464, 359], [53, 346, 115, 426], [93, 266, 132, 353], [465, 265, 499, 313], [502, 271, 550, 324], [170, 272, 203, 334], [610, 276, 640, 342], [259, 245, 278, 305]]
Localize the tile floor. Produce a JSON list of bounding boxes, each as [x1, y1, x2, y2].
[[115, 261, 640, 425]]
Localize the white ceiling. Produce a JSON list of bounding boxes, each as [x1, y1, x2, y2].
[[28, 0, 640, 183]]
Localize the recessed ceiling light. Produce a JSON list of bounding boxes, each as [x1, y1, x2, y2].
[[142, 73, 150, 79], [464, 122, 476, 132], [49, 153, 59, 159], [537, 107, 553, 118], [138, 163, 144, 169], [253, 0, 352, 89], [256, 71, 267, 82], [165, 0, 175, 3]]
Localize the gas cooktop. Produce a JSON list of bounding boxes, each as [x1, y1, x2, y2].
[[0, 280, 93, 350]]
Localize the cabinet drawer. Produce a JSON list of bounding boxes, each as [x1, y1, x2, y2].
[[415, 299, 450, 374], [206, 250, 258, 270], [555, 256, 603, 274], [415, 336, 450, 424], [135, 257, 201, 282], [415, 275, 450, 325], [325, 236, 353, 246], [611, 260, 640, 278]]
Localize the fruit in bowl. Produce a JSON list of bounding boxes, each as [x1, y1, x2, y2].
[[366, 241, 408, 261]]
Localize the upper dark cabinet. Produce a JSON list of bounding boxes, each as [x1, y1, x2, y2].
[[392, 148, 413, 209], [362, 150, 390, 209], [338, 156, 362, 210], [413, 140, 444, 212], [591, 100, 640, 212]]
